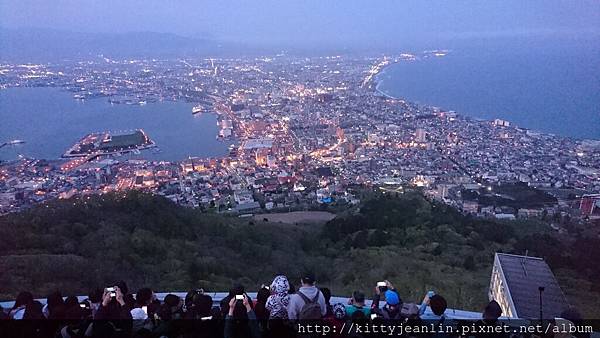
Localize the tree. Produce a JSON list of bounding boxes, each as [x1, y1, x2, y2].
[[368, 229, 388, 247], [463, 256, 476, 271], [351, 230, 368, 249]]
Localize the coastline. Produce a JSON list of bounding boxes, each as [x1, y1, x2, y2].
[[370, 61, 598, 141], [374, 76, 400, 100], [370, 55, 599, 141]]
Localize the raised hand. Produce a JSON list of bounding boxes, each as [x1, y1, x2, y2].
[[102, 289, 112, 306], [242, 294, 252, 311], [228, 296, 237, 316], [115, 286, 125, 306]]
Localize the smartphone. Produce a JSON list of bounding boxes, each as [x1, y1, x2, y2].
[[427, 291, 435, 298], [106, 287, 116, 297], [371, 313, 378, 320], [377, 282, 386, 287], [377, 281, 388, 292], [142, 306, 148, 315], [235, 294, 244, 300], [80, 304, 86, 308], [201, 316, 212, 321]]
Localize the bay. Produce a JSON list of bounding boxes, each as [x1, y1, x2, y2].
[[0, 87, 232, 161], [377, 46, 600, 139]]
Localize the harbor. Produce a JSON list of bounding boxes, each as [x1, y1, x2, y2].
[[63, 129, 155, 158], [0, 87, 233, 162]]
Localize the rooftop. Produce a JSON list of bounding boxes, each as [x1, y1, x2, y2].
[[496, 253, 568, 319]]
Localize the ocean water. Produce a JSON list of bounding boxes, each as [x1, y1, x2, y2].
[[0, 87, 232, 161], [377, 44, 600, 139]]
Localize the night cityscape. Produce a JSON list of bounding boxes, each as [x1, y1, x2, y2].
[[0, 1, 599, 337], [1, 53, 598, 219]]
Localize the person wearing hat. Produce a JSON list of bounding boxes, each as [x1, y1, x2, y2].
[[333, 303, 347, 320], [370, 280, 403, 316], [379, 290, 403, 320], [320, 303, 347, 338]]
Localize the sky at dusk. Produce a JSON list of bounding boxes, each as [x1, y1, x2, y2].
[[1, 0, 599, 46]]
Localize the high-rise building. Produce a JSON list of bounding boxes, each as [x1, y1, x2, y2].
[[415, 128, 426, 142], [493, 119, 510, 127]]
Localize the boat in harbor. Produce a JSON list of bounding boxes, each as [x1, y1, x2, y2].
[[7, 140, 25, 145], [192, 105, 203, 115]]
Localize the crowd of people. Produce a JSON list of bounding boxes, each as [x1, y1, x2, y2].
[[0, 274, 586, 338]]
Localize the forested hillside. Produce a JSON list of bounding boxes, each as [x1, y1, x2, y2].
[[1, 191, 598, 316]]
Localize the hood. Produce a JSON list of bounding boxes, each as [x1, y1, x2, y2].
[[297, 286, 319, 299], [270, 275, 290, 296], [130, 307, 148, 320]]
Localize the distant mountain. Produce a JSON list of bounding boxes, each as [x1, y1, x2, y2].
[[0, 28, 238, 61]]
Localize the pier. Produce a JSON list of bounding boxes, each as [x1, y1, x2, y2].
[[63, 130, 155, 158], [0, 140, 25, 149]]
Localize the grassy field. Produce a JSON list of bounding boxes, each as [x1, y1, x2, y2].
[[253, 211, 336, 224]]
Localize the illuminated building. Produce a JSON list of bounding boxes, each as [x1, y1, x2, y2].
[[579, 194, 600, 218], [493, 119, 510, 127], [415, 128, 426, 143]]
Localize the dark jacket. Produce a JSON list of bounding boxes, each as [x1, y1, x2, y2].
[[224, 310, 260, 338], [92, 302, 132, 338]]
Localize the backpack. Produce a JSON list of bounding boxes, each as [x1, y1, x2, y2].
[[296, 291, 322, 320], [381, 305, 402, 320], [400, 303, 420, 318]]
